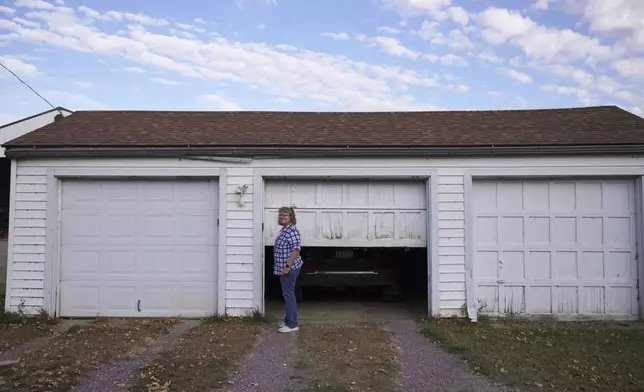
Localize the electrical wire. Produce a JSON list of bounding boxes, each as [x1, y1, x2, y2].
[[0, 59, 63, 115]]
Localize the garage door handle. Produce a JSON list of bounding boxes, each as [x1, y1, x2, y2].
[[137, 300, 141, 312]]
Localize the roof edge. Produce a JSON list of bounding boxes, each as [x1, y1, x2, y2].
[[0, 107, 73, 130], [7, 144, 644, 159]]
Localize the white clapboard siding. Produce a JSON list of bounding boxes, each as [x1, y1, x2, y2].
[[225, 168, 255, 314], [437, 175, 466, 314], [7, 167, 48, 314]]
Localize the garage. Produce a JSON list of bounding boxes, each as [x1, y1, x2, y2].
[[263, 179, 428, 310], [59, 179, 219, 317], [474, 179, 638, 317]]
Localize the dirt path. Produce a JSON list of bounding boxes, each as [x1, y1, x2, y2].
[[388, 319, 518, 392], [0, 320, 86, 362], [74, 320, 199, 392], [229, 326, 306, 392]]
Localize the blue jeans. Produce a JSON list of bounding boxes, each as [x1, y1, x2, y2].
[[280, 267, 301, 328]]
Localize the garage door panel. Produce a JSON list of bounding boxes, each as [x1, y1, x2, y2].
[[62, 211, 217, 246], [61, 246, 217, 282], [265, 179, 427, 247], [60, 282, 216, 317], [550, 182, 576, 211], [526, 251, 550, 280], [474, 179, 638, 317], [63, 179, 218, 211], [607, 287, 635, 314], [60, 179, 218, 317], [527, 286, 552, 313]]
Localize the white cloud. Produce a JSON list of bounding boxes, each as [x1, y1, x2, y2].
[[149, 77, 182, 85], [275, 44, 297, 51], [448, 6, 469, 25], [382, 0, 452, 17], [321, 32, 350, 40], [447, 83, 469, 92], [76, 5, 99, 18], [532, 0, 550, 10], [77, 6, 168, 26], [629, 106, 643, 116], [0, 5, 16, 14], [476, 7, 615, 63], [43, 89, 106, 109], [436, 54, 468, 66], [125, 66, 145, 73], [236, 0, 277, 9], [13, 17, 40, 28], [416, 20, 439, 39], [478, 50, 504, 64], [0, 2, 520, 111], [73, 80, 93, 89], [369, 36, 419, 59], [595, 75, 637, 102], [513, 96, 528, 107], [541, 84, 596, 105], [578, 0, 644, 51], [14, 0, 55, 10], [194, 17, 205, 24], [176, 23, 195, 30], [443, 29, 474, 50], [257, 23, 267, 30], [477, 8, 534, 44], [546, 64, 594, 87], [178, 22, 206, 33], [612, 58, 644, 79], [500, 67, 533, 83], [104, 11, 168, 26], [377, 26, 402, 35], [487, 90, 502, 97], [0, 55, 39, 76], [200, 94, 242, 110]]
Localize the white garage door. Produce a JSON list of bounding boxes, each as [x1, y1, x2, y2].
[[59, 179, 218, 317], [474, 179, 638, 317], [264, 180, 427, 247]]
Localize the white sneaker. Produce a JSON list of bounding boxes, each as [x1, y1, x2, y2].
[[279, 322, 286, 327], [279, 326, 299, 333]]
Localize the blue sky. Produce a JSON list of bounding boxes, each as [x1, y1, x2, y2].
[[0, 0, 642, 123]]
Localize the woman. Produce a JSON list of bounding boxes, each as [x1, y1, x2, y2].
[[274, 206, 303, 333]]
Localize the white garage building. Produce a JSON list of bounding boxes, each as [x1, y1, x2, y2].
[[3, 106, 644, 321]]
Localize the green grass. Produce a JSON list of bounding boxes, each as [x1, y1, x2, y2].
[[423, 318, 644, 391]]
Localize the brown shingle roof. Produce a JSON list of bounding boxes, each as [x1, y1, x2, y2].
[[5, 105, 644, 148]]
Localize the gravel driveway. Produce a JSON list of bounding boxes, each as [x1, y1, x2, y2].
[[389, 319, 519, 392]]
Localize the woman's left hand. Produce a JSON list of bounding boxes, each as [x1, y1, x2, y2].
[[281, 266, 290, 275]]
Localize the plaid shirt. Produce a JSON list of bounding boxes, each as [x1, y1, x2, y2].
[[273, 224, 303, 275]]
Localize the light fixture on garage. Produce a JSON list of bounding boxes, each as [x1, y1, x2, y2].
[[236, 184, 249, 207]]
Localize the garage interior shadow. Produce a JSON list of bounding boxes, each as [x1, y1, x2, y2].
[[264, 246, 428, 322]]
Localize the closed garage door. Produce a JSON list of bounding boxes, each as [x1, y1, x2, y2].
[[265, 180, 427, 247], [59, 179, 218, 317], [474, 179, 638, 317]]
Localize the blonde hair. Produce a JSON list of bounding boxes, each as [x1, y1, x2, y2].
[[278, 206, 297, 225]]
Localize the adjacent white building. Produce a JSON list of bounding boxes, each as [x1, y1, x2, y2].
[[0, 107, 72, 293], [3, 106, 644, 321]]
